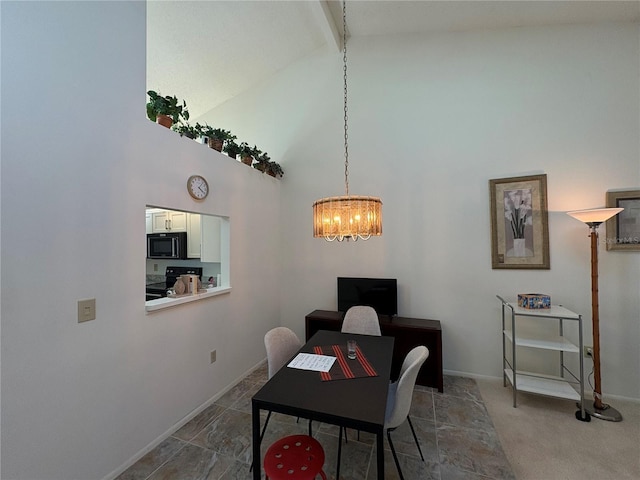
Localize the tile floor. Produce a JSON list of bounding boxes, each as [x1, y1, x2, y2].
[[117, 363, 514, 480]]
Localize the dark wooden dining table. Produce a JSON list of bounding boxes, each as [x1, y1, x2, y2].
[[251, 329, 395, 479]]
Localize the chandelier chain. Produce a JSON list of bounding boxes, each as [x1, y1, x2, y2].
[[343, 0, 349, 196], [311, 0, 382, 242]]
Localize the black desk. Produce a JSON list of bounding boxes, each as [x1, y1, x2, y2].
[[252, 330, 394, 480]]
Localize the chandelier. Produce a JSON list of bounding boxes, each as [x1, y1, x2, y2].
[[312, 0, 382, 242]]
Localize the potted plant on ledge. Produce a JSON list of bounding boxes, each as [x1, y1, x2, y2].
[[253, 152, 271, 173], [172, 122, 201, 139], [201, 126, 235, 152], [267, 161, 284, 178], [146, 90, 189, 128], [238, 142, 256, 166], [223, 139, 241, 159]]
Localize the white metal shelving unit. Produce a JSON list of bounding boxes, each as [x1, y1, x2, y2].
[[497, 295, 587, 420]]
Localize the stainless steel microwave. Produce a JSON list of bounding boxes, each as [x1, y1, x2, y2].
[[147, 232, 187, 259]]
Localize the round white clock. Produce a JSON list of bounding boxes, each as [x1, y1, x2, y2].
[[187, 175, 209, 200]]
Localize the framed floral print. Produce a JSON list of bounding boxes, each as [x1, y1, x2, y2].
[[605, 189, 640, 251], [489, 174, 550, 269]]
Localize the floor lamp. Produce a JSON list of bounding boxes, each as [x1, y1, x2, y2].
[[567, 207, 624, 422]]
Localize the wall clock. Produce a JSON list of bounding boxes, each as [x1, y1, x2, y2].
[[187, 175, 209, 200]]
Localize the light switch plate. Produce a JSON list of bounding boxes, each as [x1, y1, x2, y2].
[[78, 298, 96, 323]]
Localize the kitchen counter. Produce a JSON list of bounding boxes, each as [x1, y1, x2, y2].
[[145, 286, 231, 313]]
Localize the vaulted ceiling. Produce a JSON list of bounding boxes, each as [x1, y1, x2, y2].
[[147, 0, 639, 119]]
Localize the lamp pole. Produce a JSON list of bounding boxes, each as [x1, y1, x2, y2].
[[586, 222, 622, 421], [567, 207, 623, 422], [589, 225, 604, 411]]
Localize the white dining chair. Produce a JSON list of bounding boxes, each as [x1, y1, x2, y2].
[[262, 327, 303, 437], [341, 305, 381, 336], [385, 345, 429, 480], [335, 345, 429, 479], [252, 327, 305, 473], [265, 327, 302, 379]]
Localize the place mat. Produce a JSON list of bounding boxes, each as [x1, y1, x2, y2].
[[313, 344, 378, 381]]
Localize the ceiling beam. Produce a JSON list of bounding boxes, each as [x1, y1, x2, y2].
[[310, 0, 342, 52]]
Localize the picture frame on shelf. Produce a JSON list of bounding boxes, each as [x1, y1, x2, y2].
[[489, 174, 550, 269], [605, 189, 640, 251]]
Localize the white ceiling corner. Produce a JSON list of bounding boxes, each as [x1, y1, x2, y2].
[[311, 0, 343, 51]]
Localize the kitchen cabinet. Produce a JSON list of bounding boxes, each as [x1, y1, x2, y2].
[[145, 211, 153, 234], [151, 210, 187, 232], [184, 214, 221, 261], [187, 213, 201, 258], [200, 215, 221, 263]]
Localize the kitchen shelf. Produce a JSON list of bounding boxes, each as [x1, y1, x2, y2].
[[497, 295, 587, 420]]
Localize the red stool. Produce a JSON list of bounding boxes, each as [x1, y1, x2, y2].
[[264, 434, 327, 480]]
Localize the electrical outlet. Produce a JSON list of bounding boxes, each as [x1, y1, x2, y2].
[[154, 263, 158, 272], [210, 350, 217, 364], [584, 346, 593, 358]]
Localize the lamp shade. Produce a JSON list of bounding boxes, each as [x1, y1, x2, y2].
[[567, 208, 623, 225], [313, 195, 382, 241]]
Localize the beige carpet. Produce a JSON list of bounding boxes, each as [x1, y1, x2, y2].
[[476, 377, 640, 480]]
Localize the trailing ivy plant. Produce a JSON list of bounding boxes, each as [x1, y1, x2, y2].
[[238, 142, 254, 158], [201, 126, 236, 142], [251, 145, 263, 160], [223, 139, 241, 158], [146, 90, 189, 124], [171, 122, 200, 139], [268, 161, 284, 178], [253, 153, 271, 172]]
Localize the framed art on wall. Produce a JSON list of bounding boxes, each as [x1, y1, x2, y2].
[[489, 174, 550, 269], [606, 189, 640, 251]]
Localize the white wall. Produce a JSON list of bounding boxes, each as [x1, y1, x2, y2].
[[1, 3, 638, 479], [1, 2, 282, 479], [207, 24, 640, 399]]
